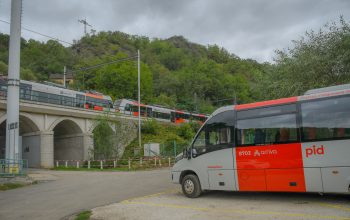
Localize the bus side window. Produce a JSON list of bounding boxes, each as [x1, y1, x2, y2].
[[236, 113, 297, 146], [301, 96, 350, 141]]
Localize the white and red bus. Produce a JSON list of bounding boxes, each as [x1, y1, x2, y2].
[[172, 84, 350, 197]]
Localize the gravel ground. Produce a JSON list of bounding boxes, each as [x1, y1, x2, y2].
[[91, 187, 350, 220]]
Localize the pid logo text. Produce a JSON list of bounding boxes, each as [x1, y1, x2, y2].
[[305, 145, 325, 158]]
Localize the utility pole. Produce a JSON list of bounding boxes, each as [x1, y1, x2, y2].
[[63, 66, 66, 88], [78, 18, 92, 36], [194, 92, 198, 112], [6, 0, 22, 161], [137, 50, 141, 150]]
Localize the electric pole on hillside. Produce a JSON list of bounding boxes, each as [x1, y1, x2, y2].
[[137, 50, 141, 150], [6, 0, 22, 161], [78, 18, 92, 35]]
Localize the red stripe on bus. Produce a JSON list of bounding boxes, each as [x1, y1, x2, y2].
[[235, 97, 297, 110]]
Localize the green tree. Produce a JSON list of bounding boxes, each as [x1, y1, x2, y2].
[[93, 116, 116, 159], [94, 53, 153, 102], [265, 16, 350, 99]]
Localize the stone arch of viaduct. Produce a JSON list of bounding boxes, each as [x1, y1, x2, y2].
[[0, 112, 102, 168], [0, 99, 139, 168]]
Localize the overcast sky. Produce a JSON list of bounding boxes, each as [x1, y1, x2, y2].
[[0, 0, 349, 62]]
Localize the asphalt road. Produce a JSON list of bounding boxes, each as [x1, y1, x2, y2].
[[0, 169, 174, 220]]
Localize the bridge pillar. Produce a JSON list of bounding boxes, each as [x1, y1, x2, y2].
[[83, 132, 93, 160], [40, 131, 54, 168]]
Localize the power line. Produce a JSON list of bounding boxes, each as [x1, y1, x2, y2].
[[68, 55, 138, 74], [1, 19, 138, 71], [0, 19, 130, 61], [0, 19, 73, 45]]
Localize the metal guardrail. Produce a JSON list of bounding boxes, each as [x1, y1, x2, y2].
[[55, 157, 175, 170], [0, 159, 28, 177]]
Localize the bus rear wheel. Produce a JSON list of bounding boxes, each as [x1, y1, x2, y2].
[[181, 174, 202, 198]]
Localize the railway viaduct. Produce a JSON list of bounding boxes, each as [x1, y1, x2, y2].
[[0, 98, 138, 168]]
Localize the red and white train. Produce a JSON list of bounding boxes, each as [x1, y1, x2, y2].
[[114, 99, 207, 124], [0, 78, 207, 124]]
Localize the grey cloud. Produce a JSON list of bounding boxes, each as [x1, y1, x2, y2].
[[0, 0, 349, 62]]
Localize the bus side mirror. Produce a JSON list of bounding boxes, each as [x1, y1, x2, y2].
[[183, 148, 191, 160], [183, 148, 188, 159]]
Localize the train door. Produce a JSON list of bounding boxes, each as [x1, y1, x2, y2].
[[146, 107, 152, 118]]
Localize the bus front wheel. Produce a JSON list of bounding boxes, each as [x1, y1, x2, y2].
[[181, 174, 202, 198]]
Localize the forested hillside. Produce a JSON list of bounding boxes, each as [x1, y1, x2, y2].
[[0, 17, 349, 113]]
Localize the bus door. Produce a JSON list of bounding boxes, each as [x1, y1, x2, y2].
[[300, 96, 350, 193], [191, 110, 236, 191], [235, 104, 306, 192]]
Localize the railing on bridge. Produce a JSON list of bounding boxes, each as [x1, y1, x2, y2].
[[0, 159, 28, 177]]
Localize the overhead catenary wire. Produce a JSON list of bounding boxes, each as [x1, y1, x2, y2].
[[67, 55, 139, 74], [0, 19, 127, 62], [0, 19, 73, 45], [1, 18, 141, 87]]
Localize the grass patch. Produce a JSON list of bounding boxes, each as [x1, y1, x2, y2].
[[75, 210, 92, 220], [0, 182, 27, 191]]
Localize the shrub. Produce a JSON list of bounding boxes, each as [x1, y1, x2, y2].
[[141, 119, 160, 135]]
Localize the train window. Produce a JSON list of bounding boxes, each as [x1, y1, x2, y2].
[[20, 88, 31, 100], [125, 104, 131, 111], [236, 113, 297, 146], [154, 111, 170, 120], [48, 94, 60, 105], [76, 95, 85, 108], [192, 111, 234, 156], [38, 92, 49, 103], [162, 113, 170, 119], [31, 91, 38, 101], [62, 96, 73, 106], [301, 96, 350, 142]]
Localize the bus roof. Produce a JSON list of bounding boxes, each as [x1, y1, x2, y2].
[[211, 84, 350, 116], [304, 83, 350, 95]]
